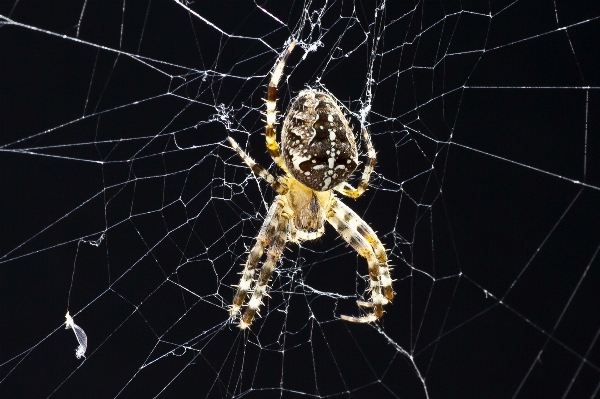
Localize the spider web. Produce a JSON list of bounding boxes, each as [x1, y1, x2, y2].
[[1, 1, 599, 398]]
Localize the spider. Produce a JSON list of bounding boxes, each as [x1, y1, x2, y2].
[[227, 41, 394, 329]]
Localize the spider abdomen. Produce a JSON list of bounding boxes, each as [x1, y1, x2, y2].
[[281, 90, 358, 191]]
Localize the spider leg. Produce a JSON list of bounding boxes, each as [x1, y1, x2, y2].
[[230, 197, 285, 317], [333, 199, 394, 302], [265, 41, 296, 172], [334, 127, 376, 199], [326, 198, 391, 323], [239, 208, 290, 329], [228, 137, 288, 195]]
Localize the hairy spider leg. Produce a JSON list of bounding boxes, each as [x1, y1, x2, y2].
[[334, 199, 394, 302], [335, 127, 377, 199], [227, 137, 288, 195], [239, 208, 290, 329], [326, 198, 390, 323], [265, 41, 296, 172], [229, 198, 285, 317]]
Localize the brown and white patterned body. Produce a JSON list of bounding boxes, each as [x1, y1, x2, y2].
[[281, 90, 358, 192]]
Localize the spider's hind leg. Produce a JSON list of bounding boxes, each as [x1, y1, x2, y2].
[[229, 197, 285, 318], [239, 207, 290, 329], [335, 199, 394, 302], [326, 198, 393, 323]]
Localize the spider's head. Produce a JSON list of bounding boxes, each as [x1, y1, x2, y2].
[[281, 90, 358, 191]]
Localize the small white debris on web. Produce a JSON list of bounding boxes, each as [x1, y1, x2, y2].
[[65, 312, 88, 359]]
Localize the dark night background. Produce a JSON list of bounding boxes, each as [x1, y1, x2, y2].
[[1, 1, 599, 398]]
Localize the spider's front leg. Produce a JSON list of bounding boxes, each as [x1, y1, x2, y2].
[[326, 198, 394, 323], [265, 40, 296, 172]]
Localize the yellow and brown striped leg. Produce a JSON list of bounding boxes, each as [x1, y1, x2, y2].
[[335, 127, 377, 199], [227, 137, 288, 195], [265, 41, 296, 172], [333, 199, 394, 302], [229, 197, 286, 317], [326, 198, 389, 323], [239, 209, 290, 329]]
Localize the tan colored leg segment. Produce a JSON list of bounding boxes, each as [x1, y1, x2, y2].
[[326, 198, 390, 323], [265, 41, 296, 172], [229, 197, 285, 317], [227, 137, 288, 195], [335, 128, 377, 199], [333, 199, 394, 302], [239, 209, 290, 329]]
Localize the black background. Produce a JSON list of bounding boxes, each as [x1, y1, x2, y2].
[[1, 1, 600, 398]]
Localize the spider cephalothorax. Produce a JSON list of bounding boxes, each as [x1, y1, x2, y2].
[[281, 90, 358, 191], [227, 41, 394, 329]]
